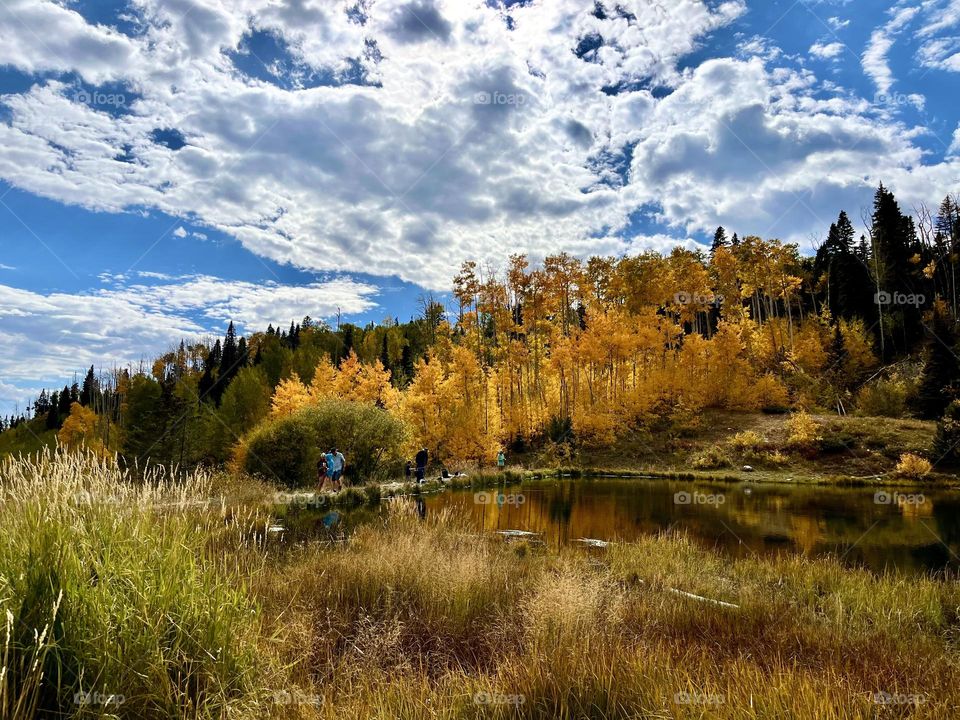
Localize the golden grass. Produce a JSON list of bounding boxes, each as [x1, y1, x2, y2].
[[255, 500, 960, 719], [5, 451, 959, 718]]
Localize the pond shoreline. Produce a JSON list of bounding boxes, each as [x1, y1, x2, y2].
[[262, 463, 958, 515]]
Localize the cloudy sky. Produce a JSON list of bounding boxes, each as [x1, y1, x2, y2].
[[1, 0, 959, 414]]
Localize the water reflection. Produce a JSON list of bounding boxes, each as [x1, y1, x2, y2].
[[274, 478, 960, 576], [422, 479, 960, 576]]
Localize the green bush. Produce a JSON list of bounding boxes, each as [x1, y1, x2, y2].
[[243, 400, 406, 487], [856, 378, 909, 418], [933, 400, 960, 464]]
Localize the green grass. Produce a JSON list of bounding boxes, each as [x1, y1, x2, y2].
[[0, 419, 57, 458], [0, 450, 266, 719]]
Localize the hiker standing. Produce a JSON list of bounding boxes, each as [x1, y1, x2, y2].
[[333, 447, 346, 486], [317, 454, 328, 490], [415, 446, 428, 483], [497, 449, 506, 471], [325, 448, 339, 491]]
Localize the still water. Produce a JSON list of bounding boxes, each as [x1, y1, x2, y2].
[[277, 477, 960, 576]]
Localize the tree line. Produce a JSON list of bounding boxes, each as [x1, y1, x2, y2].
[[6, 183, 960, 468]]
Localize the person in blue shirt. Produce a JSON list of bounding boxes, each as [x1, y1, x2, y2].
[[332, 447, 346, 487], [325, 448, 338, 491]]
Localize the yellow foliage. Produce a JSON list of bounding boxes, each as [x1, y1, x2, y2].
[[58, 402, 108, 457], [308, 357, 337, 403], [838, 319, 877, 377], [729, 431, 764, 452], [895, 453, 932, 479], [270, 373, 311, 418], [399, 349, 499, 465], [791, 320, 828, 374], [786, 410, 821, 448], [241, 241, 850, 462]]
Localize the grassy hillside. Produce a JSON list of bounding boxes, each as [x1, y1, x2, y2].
[[0, 418, 57, 457], [526, 410, 953, 484]]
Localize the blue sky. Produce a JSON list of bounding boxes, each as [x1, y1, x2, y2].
[[1, 0, 959, 414]]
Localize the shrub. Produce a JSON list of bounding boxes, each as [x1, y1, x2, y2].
[[729, 430, 764, 453], [242, 399, 406, 487], [933, 400, 960, 464], [856, 379, 909, 418], [691, 445, 732, 470], [786, 410, 822, 450], [758, 450, 790, 467], [895, 453, 932, 479]]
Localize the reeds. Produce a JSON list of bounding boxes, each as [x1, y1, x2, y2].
[[257, 500, 960, 719], [0, 449, 263, 719], [5, 451, 959, 718]]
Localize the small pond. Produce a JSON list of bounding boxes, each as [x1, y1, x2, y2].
[[274, 477, 960, 576]]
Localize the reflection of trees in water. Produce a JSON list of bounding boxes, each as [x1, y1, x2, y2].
[[931, 496, 960, 548], [547, 482, 574, 524], [420, 480, 960, 575]]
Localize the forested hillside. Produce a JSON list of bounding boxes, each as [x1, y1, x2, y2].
[[5, 185, 960, 470]]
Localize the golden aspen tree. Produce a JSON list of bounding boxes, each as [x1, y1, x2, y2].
[[58, 402, 108, 456], [309, 357, 337, 402], [270, 373, 311, 417]]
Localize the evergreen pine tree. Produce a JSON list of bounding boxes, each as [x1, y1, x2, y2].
[[914, 312, 960, 419], [79, 366, 96, 406], [380, 333, 391, 375], [57, 385, 72, 417], [872, 184, 926, 357], [45, 396, 60, 430], [341, 325, 354, 362], [198, 339, 221, 402], [933, 400, 960, 463], [710, 226, 727, 254]]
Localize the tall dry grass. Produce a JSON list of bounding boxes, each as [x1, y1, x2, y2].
[[0, 449, 268, 719], [5, 450, 959, 718], [257, 500, 960, 719]]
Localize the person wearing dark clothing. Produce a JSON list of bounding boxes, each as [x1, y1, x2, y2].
[[415, 447, 428, 483], [317, 456, 328, 490]]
